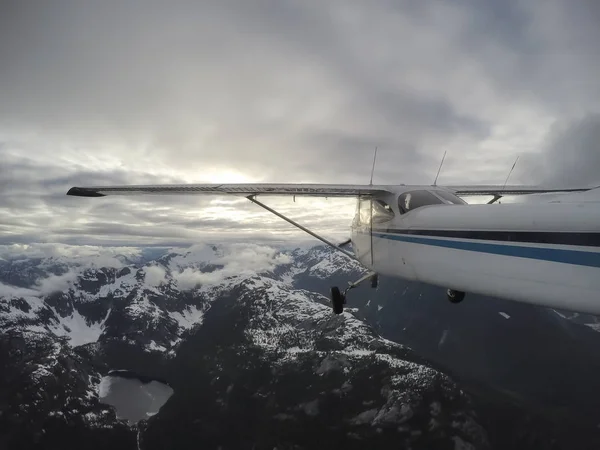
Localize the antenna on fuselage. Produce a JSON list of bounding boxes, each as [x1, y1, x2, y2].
[[433, 150, 447, 186], [369, 147, 378, 186]]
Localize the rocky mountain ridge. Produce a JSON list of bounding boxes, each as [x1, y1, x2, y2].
[[0, 244, 489, 449]]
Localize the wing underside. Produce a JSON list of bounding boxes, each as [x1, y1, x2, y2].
[[66, 183, 595, 199], [447, 185, 594, 196], [66, 183, 391, 198]]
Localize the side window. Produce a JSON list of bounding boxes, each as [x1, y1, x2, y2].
[[352, 199, 361, 227], [358, 198, 372, 225], [372, 199, 395, 223], [398, 190, 443, 214], [434, 190, 467, 205]]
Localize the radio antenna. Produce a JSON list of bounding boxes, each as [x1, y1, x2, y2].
[[369, 147, 378, 185], [502, 155, 520, 192], [433, 150, 446, 186]]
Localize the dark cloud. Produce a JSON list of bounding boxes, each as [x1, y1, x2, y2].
[[0, 0, 599, 245], [525, 114, 600, 188], [456, 0, 600, 116], [453, 0, 534, 52]]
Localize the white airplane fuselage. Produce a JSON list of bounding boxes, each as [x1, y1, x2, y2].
[[351, 187, 600, 315]]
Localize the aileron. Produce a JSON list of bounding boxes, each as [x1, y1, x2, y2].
[[447, 185, 594, 196]]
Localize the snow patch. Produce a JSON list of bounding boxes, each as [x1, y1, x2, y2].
[[280, 266, 304, 285], [97, 269, 138, 297], [308, 258, 339, 277], [316, 354, 350, 374], [341, 349, 375, 357], [306, 250, 359, 278], [147, 340, 167, 352], [351, 409, 378, 425], [50, 308, 110, 346], [498, 312, 510, 319], [0, 295, 46, 326], [585, 323, 600, 332], [169, 305, 204, 330], [126, 297, 157, 318], [553, 309, 568, 319]]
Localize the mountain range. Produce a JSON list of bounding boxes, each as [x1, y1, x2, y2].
[[1, 243, 600, 449]]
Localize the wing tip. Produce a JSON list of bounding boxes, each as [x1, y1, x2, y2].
[[67, 187, 105, 197]]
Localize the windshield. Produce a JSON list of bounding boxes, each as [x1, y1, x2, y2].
[[372, 199, 395, 223], [398, 190, 444, 214], [433, 190, 467, 205]]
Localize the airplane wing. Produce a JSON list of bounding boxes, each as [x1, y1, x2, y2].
[[66, 182, 596, 199], [447, 185, 595, 196], [66, 183, 391, 198]]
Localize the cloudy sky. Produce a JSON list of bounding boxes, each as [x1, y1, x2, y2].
[[1, 0, 599, 247]]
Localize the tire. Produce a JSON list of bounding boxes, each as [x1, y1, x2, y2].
[[447, 289, 465, 304], [370, 274, 379, 289], [331, 286, 344, 314]]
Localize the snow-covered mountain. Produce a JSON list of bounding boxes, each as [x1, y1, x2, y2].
[[0, 244, 359, 355], [2, 242, 600, 449], [0, 243, 489, 450]]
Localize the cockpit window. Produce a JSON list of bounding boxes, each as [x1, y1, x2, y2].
[[398, 190, 444, 214], [433, 190, 467, 205], [358, 198, 371, 225], [354, 198, 395, 226], [372, 199, 395, 223]]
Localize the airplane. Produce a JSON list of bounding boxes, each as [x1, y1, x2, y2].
[[67, 182, 600, 315]]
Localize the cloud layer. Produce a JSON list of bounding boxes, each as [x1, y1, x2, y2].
[[173, 243, 292, 289], [1, 0, 599, 246]]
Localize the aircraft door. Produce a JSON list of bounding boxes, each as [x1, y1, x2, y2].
[[351, 197, 374, 267]]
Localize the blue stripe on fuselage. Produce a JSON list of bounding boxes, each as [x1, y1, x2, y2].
[[372, 231, 600, 268]]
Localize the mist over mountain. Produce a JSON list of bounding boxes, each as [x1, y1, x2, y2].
[[1, 243, 599, 449]]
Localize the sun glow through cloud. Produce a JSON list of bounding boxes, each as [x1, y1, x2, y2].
[[199, 170, 261, 184], [0, 1, 599, 246]]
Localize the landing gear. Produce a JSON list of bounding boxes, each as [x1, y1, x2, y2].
[[245, 195, 378, 316], [447, 289, 465, 304], [331, 272, 378, 314], [371, 274, 379, 289], [331, 287, 345, 314]]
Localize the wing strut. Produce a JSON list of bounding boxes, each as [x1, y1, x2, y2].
[[246, 195, 359, 262], [487, 195, 502, 204]]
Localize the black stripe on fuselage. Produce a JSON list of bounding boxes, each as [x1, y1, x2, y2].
[[375, 229, 600, 247]]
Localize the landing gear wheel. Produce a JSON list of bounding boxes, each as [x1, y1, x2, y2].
[[447, 289, 465, 304], [370, 274, 379, 289], [331, 286, 345, 314]]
